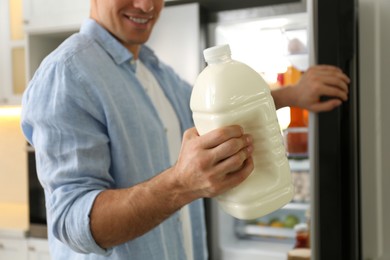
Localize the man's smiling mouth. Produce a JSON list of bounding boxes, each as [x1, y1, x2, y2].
[[127, 16, 151, 24]]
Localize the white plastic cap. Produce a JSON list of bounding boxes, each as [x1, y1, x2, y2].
[[203, 44, 231, 62], [294, 223, 308, 232]]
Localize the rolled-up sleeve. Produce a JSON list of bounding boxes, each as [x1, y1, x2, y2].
[[22, 57, 113, 255]]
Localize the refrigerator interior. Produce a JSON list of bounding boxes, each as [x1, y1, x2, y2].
[[206, 10, 312, 260]]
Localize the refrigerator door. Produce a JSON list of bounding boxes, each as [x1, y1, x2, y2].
[[359, 0, 390, 259], [146, 3, 203, 85], [310, 0, 360, 259]]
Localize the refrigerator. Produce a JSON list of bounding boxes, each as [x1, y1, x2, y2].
[[199, 0, 390, 260], [22, 0, 390, 259], [147, 0, 390, 259]]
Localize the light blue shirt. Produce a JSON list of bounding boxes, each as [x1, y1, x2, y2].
[[21, 18, 207, 260]]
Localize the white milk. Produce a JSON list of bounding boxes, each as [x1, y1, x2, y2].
[[190, 44, 294, 219]]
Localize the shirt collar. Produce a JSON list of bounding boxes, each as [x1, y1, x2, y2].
[[80, 18, 133, 65], [80, 18, 160, 70]]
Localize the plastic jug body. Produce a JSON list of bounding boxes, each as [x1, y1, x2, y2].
[[190, 45, 294, 219]]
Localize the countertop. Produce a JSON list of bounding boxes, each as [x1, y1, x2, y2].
[[0, 202, 28, 238]]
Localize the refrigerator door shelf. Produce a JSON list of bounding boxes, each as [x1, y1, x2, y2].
[[289, 158, 310, 171], [237, 224, 295, 240], [218, 208, 295, 260], [283, 203, 309, 211], [234, 204, 308, 241]]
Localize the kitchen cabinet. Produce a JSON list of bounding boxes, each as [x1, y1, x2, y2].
[[26, 31, 72, 81], [0, 237, 51, 260], [22, 0, 179, 34], [0, 237, 28, 259], [23, 0, 90, 33], [27, 238, 51, 260], [0, 0, 26, 105], [23, 0, 88, 79], [0, 203, 49, 260]]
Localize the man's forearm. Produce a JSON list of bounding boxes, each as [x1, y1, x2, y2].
[[89, 168, 194, 249], [271, 85, 297, 110]]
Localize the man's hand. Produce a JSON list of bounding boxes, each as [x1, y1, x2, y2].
[[272, 65, 350, 112], [173, 125, 254, 200]]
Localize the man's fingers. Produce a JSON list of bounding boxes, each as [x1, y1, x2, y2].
[[197, 125, 244, 149]]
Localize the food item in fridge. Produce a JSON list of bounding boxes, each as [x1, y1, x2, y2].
[[190, 44, 293, 220], [284, 214, 300, 228], [269, 217, 284, 228], [291, 169, 310, 203]]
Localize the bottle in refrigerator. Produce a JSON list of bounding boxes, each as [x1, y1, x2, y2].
[[279, 66, 309, 158], [190, 44, 294, 220]]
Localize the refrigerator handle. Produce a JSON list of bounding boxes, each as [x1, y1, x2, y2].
[[307, 1, 361, 259]]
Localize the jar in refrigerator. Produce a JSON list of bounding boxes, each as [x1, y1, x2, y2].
[[291, 169, 310, 203], [190, 44, 294, 220], [294, 223, 310, 248]]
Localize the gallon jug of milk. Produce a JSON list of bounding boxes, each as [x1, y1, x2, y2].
[[190, 44, 294, 220]]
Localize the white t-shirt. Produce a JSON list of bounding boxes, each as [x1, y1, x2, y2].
[[135, 60, 193, 260]]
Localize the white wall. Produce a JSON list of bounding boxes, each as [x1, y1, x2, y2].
[[359, 0, 390, 259]]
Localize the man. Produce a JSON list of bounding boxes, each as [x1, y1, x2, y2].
[[21, 0, 350, 259]]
